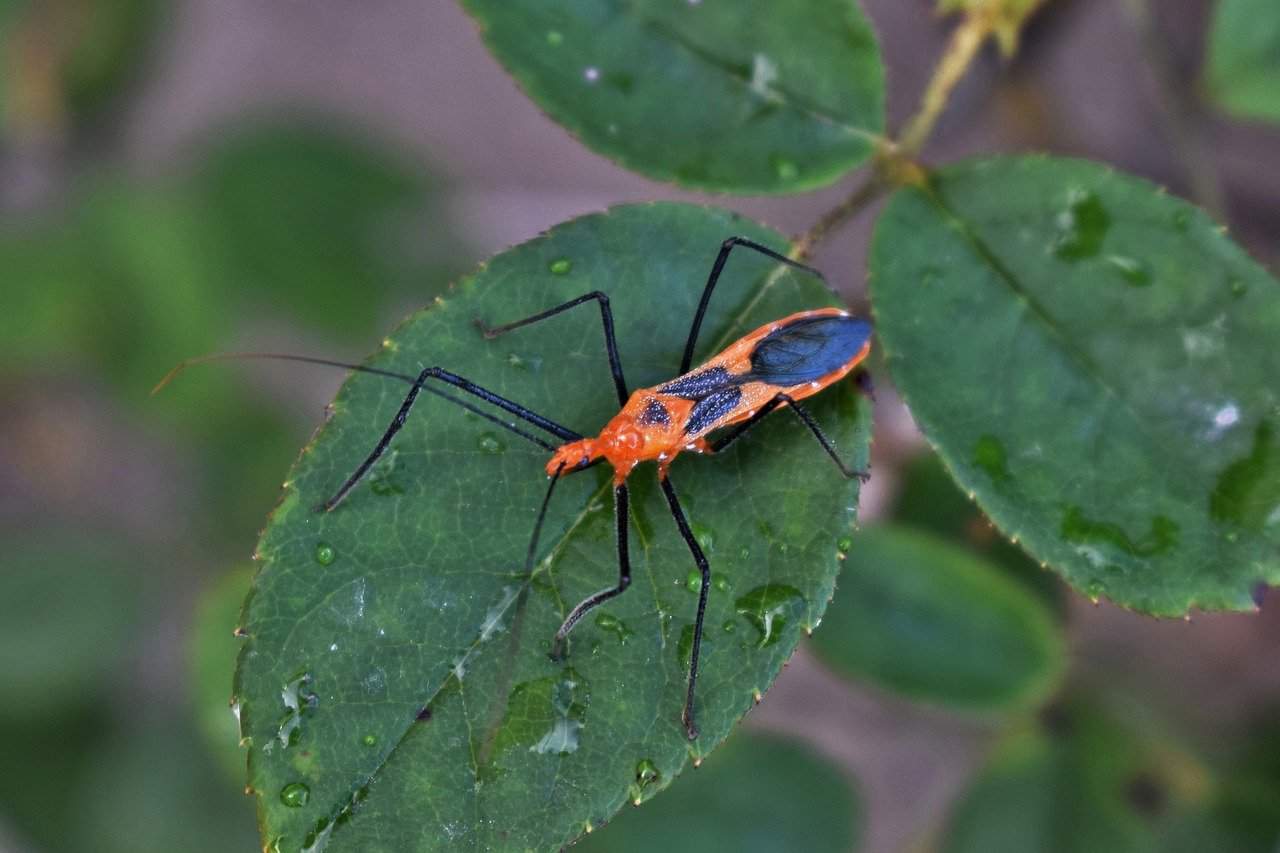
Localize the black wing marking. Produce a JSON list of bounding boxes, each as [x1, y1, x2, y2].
[[685, 388, 743, 435], [745, 315, 872, 386], [637, 398, 671, 426], [658, 366, 734, 399]]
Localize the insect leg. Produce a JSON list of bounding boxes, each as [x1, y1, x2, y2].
[[658, 474, 709, 741], [710, 393, 869, 482], [550, 483, 632, 658], [477, 291, 629, 406], [680, 237, 827, 374], [322, 366, 583, 512]]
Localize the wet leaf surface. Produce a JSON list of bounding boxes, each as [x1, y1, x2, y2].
[[236, 203, 871, 851], [870, 156, 1280, 615], [810, 526, 1064, 711], [574, 731, 860, 852], [459, 0, 884, 192]]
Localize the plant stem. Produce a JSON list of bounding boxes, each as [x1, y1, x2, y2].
[[791, 11, 996, 258], [897, 13, 992, 158], [790, 174, 883, 263]]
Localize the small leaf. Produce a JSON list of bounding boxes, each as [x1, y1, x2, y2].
[[459, 0, 885, 193], [810, 526, 1064, 711], [235, 203, 871, 851], [574, 732, 861, 851], [870, 156, 1280, 615], [1205, 0, 1280, 124]]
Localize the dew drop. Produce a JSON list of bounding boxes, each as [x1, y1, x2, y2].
[[973, 434, 1010, 483], [836, 536, 853, 555], [1053, 189, 1110, 261], [770, 154, 799, 181], [711, 573, 731, 593], [734, 585, 806, 648], [1172, 209, 1190, 231], [477, 433, 506, 454], [686, 569, 703, 594], [1086, 580, 1106, 599], [583, 66, 600, 83], [635, 758, 660, 790], [921, 266, 941, 286], [549, 257, 572, 275], [362, 734, 377, 747], [739, 546, 751, 561], [1105, 255, 1151, 287], [721, 619, 737, 634], [530, 669, 589, 755], [280, 782, 310, 808], [691, 522, 716, 554], [314, 543, 335, 566], [1230, 279, 1247, 298], [594, 612, 633, 645], [546, 30, 563, 46]]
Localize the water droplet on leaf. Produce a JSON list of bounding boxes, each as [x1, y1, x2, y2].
[[314, 543, 335, 566], [280, 782, 310, 808], [549, 257, 572, 275], [686, 569, 703, 594], [734, 585, 805, 648], [1053, 189, 1110, 260], [1105, 255, 1151, 286], [594, 612, 633, 645], [477, 433, 505, 454], [769, 153, 799, 181]]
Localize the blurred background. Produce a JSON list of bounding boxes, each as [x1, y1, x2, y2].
[[1, 0, 1278, 851]]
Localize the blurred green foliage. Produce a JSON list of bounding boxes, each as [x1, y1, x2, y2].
[[0, 116, 467, 850]]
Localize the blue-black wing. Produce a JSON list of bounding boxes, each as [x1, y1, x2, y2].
[[745, 315, 872, 386]]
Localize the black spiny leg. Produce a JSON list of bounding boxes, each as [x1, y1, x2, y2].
[[550, 484, 632, 659], [680, 237, 828, 374], [322, 366, 583, 512], [711, 393, 870, 482], [659, 475, 709, 741], [478, 291, 629, 406]]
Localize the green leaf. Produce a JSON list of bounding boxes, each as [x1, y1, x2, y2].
[[191, 566, 255, 784], [869, 156, 1280, 615], [939, 700, 1280, 853], [809, 526, 1064, 711], [574, 731, 860, 852], [892, 452, 1065, 612], [1205, 0, 1280, 124], [459, 0, 885, 193], [234, 203, 871, 851]]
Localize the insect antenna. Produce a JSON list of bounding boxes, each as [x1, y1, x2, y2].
[[152, 351, 558, 452]]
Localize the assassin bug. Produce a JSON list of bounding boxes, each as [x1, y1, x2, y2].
[[158, 237, 872, 741]]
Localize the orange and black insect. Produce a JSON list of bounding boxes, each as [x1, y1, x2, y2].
[[159, 237, 873, 740]]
